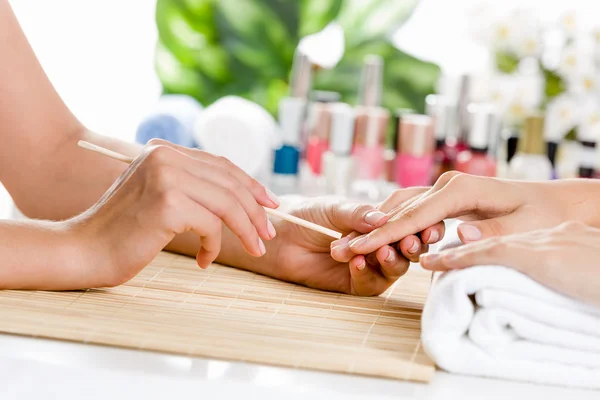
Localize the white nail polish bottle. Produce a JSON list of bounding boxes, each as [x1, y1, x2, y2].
[[508, 114, 553, 181], [323, 103, 356, 196]]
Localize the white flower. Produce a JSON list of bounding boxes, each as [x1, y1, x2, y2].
[[558, 10, 595, 38], [298, 23, 344, 69], [544, 94, 580, 141], [557, 39, 596, 79], [565, 66, 600, 96], [578, 97, 600, 142], [485, 73, 543, 127]]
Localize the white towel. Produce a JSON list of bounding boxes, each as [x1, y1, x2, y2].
[[421, 234, 600, 389]]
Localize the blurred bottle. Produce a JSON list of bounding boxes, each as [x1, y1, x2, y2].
[[353, 55, 389, 181], [455, 103, 498, 177], [323, 103, 356, 196], [508, 115, 553, 181], [384, 108, 415, 183], [272, 51, 312, 194], [395, 115, 435, 188], [577, 125, 598, 179], [454, 74, 471, 153], [304, 92, 339, 175], [426, 95, 456, 183], [136, 94, 202, 147]]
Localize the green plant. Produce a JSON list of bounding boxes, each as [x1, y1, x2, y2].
[[155, 0, 440, 115]]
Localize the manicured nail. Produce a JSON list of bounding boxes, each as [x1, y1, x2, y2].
[[407, 239, 420, 254], [420, 253, 439, 264], [258, 238, 266, 255], [265, 189, 280, 207], [266, 220, 276, 239], [331, 236, 350, 249], [385, 248, 395, 263], [364, 210, 387, 226], [459, 224, 482, 242], [356, 259, 366, 271], [427, 230, 439, 244], [349, 236, 368, 249]]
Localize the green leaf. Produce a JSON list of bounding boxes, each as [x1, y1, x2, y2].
[[299, 0, 343, 37], [543, 68, 567, 106], [495, 51, 520, 74]]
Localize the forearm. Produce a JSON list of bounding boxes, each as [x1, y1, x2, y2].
[[0, 219, 95, 290]]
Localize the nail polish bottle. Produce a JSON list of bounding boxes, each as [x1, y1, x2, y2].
[[304, 92, 340, 176], [454, 74, 472, 154], [323, 103, 356, 196], [508, 115, 553, 181], [395, 115, 435, 188], [352, 55, 389, 182], [578, 140, 597, 178], [426, 95, 456, 183], [272, 51, 312, 195], [384, 108, 415, 183], [455, 103, 498, 177]]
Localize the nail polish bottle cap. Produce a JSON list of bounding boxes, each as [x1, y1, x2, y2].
[[357, 55, 383, 107], [456, 74, 472, 141], [329, 103, 356, 156], [467, 103, 498, 150], [279, 97, 306, 146], [519, 114, 546, 155], [398, 114, 435, 157], [353, 106, 390, 147], [392, 108, 415, 149], [426, 95, 455, 141], [306, 102, 332, 141], [289, 51, 313, 99], [312, 91, 341, 103]]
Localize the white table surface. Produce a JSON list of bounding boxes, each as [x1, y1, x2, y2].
[[1, 333, 597, 400]]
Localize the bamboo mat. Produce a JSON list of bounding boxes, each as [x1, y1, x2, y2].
[[0, 252, 435, 382]]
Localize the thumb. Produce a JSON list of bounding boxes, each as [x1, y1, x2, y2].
[[329, 203, 389, 234], [457, 216, 514, 243]]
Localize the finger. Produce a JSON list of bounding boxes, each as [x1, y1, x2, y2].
[[375, 245, 410, 282], [174, 197, 223, 269], [377, 187, 429, 213], [457, 214, 519, 243], [397, 235, 428, 263], [419, 237, 517, 271], [331, 232, 360, 263], [146, 139, 280, 209], [144, 144, 274, 242], [421, 221, 446, 244], [327, 202, 389, 234], [180, 174, 265, 257], [348, 255, 389, 296], [349, 175, 511, 254]]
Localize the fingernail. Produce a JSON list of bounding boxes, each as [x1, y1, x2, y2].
[[385, 248, 395, 263], [421, 253, 439, 264], [258, 238, 266, 256], [427, 230, 440, 244], [331, 236, 350, 249], [356, 260, 366, 271], [266, 219, 276, 239], [349, 236, 368, 249], [459, 224, 482, 242], [407, 239, 420, 254], [364, 210, 387, 226], [265, 189, 280, 207]]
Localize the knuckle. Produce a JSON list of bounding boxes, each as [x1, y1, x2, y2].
[[147, 138, 169, 147], [146, 144, 174, 165], [437, 171, 461, 187], [446, 172, 471, 189]]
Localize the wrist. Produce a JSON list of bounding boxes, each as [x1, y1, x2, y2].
[[550, 180, 600, 228]]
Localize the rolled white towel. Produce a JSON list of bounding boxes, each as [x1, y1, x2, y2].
[[421, 232, 600, 389]]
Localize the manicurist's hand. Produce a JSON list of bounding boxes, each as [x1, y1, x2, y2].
[[70, 139, 280, 287], [347, 172, 600, 256], [420, 221, 600, 306], [217, 198, 412, 296]]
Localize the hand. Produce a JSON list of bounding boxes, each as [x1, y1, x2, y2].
[[219, 197, 412, 296], [348, 172, 595, 256], [420, 221, 600, 306], [329, 187, 445, 264], [71, 139, 279, 287]]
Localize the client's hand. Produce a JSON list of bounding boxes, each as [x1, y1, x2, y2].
[[420, 221, 600, 306], [70, 139, 279, 287], [347, 172, 594, 256], [218, 198, 412, 296]]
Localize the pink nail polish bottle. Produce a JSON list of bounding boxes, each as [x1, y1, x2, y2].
[[455, 103, 498, 177], [352, 55, 389, 182], [305, 102, 332, 175], [395, 115, 435, 187]]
